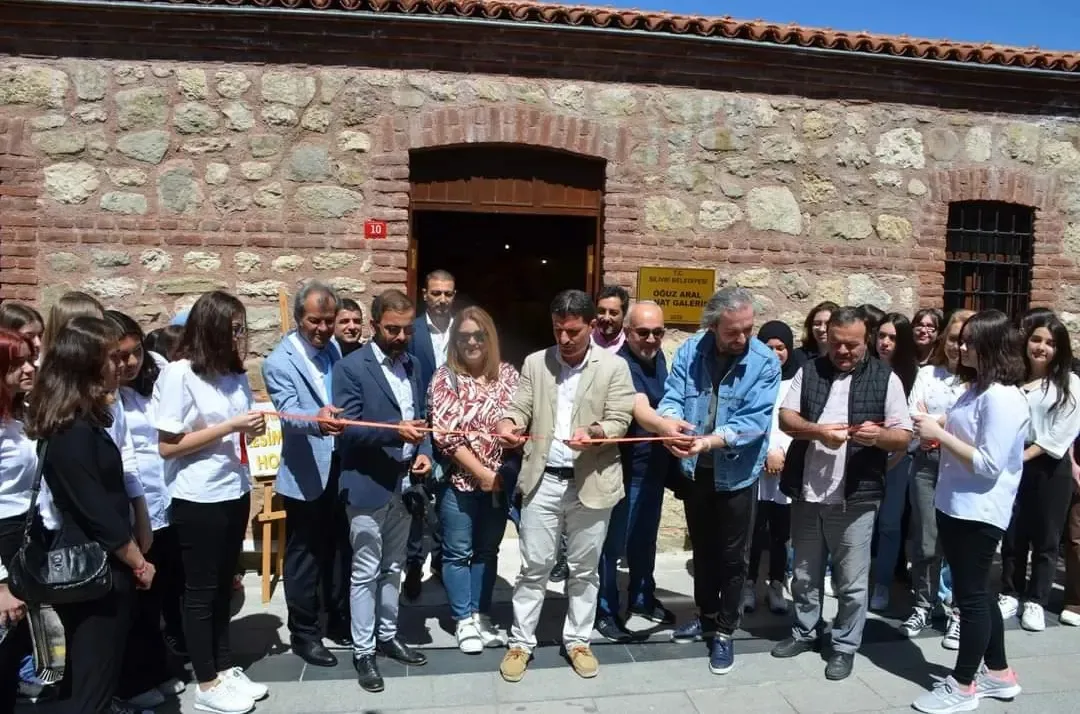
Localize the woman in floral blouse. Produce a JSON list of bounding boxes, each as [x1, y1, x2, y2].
[[429, 306, 520, 655]]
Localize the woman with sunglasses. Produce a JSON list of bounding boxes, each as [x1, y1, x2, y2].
[[154, 291, 268, 714], [428, 306, 519, 654]]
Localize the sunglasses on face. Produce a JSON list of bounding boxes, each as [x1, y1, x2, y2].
[[427, 290, 455, 298], [455, 330, 487, 345], [380, 324, 414, 337], [633, 328, 665, 339]]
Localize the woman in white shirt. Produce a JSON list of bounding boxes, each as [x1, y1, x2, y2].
[[0, 328, 36, 711], [743, 321, 798, 615], [898, 309, 972, 645], [912, 310, 1028, 714], [105, 310, 187, 709], [155, 291, 269, 714], [998, 312, 1080, 632]]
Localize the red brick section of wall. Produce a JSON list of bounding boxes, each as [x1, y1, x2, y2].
[[915, 168, 1070, 308], [0, 116, 40, 301]]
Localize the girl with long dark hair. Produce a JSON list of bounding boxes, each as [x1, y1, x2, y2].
[[912, 308, 943, 366], [26, 316, 157, 714], [998, 312, 1080, 633], [870, 313, 919, 611], [794, 301, 837, 362], [0, 329, 36, 711], [0, 302, 44, 365], [105, 311, 186, 708], [912, 310, 1028, 712], [154, 291, 268, 714]]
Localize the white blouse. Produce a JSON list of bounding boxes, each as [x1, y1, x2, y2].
[[1022, 373, 1080, 460], [118, 352, 171, 530], [0, 418, 36, 520], [936, 383, 1030, 531], [908, 364, 967, 418], [758, 378, 793, 505], [153, 359, 253, 504]]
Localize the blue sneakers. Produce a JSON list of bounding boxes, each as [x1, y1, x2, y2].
[[671, 617, 706, 644], [709, 634, 735, 675]]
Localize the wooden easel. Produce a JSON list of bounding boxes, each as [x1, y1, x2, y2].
[[254, 290, 291, 604]]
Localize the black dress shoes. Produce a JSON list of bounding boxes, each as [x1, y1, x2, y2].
[[403, 564, 423, 601], [354, 654, 384, 692], [377, 637, 428, 666], [770, 637, 820, 659], [549, 559, 570, 583], [292, 638, 338, 667], [325, 624, 354, 649], [825, 652, 854, 681]]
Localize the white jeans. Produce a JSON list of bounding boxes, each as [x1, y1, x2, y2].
[[508, 472, 612, 652]]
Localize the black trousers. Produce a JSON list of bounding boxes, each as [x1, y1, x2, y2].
[[0, 512, 32, 713], [938, 510, 1007, 686], [748, 500, 791, 585], [1001, 453, 1074, 606], [282, 468, 351, 642], [116, 525, 184, 698], [171, 494, 249, 683], [55, 569, 136, 714], [685, 474, 755, 635]]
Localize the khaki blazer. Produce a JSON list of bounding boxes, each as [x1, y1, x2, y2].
[[504, 346, 635, 510]]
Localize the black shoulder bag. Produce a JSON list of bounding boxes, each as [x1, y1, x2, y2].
[[8, 441, 113, 606]]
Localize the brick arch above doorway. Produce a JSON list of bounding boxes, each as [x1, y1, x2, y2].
[[374, 106, 630, 163], [911, 167, 1073, 308]]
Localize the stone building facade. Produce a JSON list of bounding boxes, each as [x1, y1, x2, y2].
[[2, 1, 1078, 545]]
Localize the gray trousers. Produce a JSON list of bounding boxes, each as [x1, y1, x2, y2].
[[909, 451, 945, 611], [789, 500, 877, 655], [347, 496, 411, 656]]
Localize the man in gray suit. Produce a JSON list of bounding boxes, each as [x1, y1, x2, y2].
[[262, 281, 350, 668]]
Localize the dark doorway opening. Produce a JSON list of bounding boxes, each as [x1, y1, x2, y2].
[[414, 210, 595, 367]]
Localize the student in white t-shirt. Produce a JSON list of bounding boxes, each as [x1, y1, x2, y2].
[[154, 291, 269, 714], [911, 310, 1029, 714], [998, 311, 1080, 632]]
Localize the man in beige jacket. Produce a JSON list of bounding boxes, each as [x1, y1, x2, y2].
[[495, 289, 636, 682]]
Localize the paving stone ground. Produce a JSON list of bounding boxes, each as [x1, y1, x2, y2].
[[20, 546, 1080, 713]]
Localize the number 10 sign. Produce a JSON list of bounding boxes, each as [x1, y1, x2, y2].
[[364, 220, 388, 239]]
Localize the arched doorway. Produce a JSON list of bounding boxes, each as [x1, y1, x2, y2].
[[409, 144, 605, 366]]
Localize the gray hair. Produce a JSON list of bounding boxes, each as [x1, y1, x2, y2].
[[293, 280, 340, 324], [700, 287, 753, 329]]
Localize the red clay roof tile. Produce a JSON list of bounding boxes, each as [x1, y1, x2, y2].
[[131, 0, 1079, 72]]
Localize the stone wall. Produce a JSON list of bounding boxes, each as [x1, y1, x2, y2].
[[3, 59, 1079, 346]]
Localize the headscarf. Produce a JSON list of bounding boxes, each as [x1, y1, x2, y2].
[[757, 320, 804, 380]]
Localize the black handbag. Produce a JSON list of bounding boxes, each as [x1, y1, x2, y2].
[[8, 441, 113, 606]]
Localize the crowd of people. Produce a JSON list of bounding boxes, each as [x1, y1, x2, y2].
[[0, 270, 1078, 714]]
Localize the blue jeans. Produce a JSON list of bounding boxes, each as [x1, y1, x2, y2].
[[597, 474, 666, 619], [439, 486, 508, 622], [940, 560, 953, 605], [874, 455, 914, 588]]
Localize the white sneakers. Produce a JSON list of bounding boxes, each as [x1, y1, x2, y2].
[[870, 584, 890, 612], [765, 580, 789, 614], [194, 669, 268, 714], [997, 594, 1019, 620], [456, 618, 484, 654], [475, 613, 507, 647], [999, 595, 1047, 632], [1061, 609, 1080, 626], [1020, 602, 1045, 632]]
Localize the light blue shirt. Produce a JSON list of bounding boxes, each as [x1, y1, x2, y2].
[[369, 340, 416, 462]]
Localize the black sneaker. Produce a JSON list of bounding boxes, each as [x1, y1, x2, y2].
[[628, 600, 676, 625], [549, 560, 570, 583], [163, 632, 188, 658], [595, 616, 632, 643]]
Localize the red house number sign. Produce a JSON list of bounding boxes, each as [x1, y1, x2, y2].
[[364, 220, 388, 239]]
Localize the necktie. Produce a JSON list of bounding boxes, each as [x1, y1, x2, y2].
[[316, 350, 333, 404]]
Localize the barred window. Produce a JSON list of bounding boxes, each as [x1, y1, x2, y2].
[[944, 201, 1033, 317]]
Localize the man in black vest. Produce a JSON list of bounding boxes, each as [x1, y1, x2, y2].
[[769, 306, 912, 681]]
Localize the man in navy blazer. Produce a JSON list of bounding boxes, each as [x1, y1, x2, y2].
[[333, 288, 433, 693], [262, 281, 351, 668], [403, 268, 456, 598]]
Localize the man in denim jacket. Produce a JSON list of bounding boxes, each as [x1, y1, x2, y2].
[[658, 287, 781, 675]]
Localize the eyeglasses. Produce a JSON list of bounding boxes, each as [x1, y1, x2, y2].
[[427, 290, 455, 298], [455, 330, 487, 345], [380, 324, 415, 337], [232, 323, 247, 338], [914, 324, 937, 332], [633, 328, 666, 339]]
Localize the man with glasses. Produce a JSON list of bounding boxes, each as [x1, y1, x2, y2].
[[595, 301, 692, 642], [404, 269, 457, 598], [333, 288, 433, 692]]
